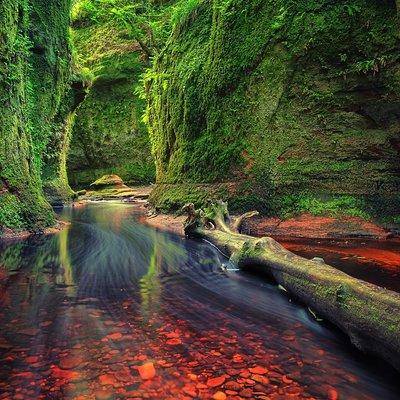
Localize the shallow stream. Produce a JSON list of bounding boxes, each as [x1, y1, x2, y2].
[[0, 203, 399, 399]]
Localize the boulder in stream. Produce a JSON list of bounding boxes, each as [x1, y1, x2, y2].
[[83, 175, 149, 200]]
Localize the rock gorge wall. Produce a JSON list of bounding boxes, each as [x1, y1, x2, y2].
[[147, 0, 400, 221], [67, 3, 155, 189], [0, 0, 78, 231]]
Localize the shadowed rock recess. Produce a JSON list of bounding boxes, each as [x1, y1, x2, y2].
[[146, 0, 400, 221]]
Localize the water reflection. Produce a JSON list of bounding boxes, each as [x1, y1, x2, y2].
[[0, 203, 399, 399]]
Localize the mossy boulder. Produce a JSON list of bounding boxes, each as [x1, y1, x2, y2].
[[90, 174, 126, 189], [146, 0, 400, 222], [84, 174, 149, 200]]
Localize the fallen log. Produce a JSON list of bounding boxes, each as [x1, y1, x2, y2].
[[182, 201, 400, 372]]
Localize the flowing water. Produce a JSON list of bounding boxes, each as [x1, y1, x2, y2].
[[280, 238, 400, 293], [0, 203, 399, 400]]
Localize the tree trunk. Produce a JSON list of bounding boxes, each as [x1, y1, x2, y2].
[[182, 201, 400, 372]]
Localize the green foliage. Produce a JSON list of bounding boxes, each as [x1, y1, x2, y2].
[[71, 0, 98, 22], [277, 194, 370, 220], [0, 194, 24, 229], [149, 183, 230, 213], [71, 0, 176, 61], [170, 0, 201, 27]]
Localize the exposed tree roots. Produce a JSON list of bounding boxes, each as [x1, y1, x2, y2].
[[183, 201, 400, 372]]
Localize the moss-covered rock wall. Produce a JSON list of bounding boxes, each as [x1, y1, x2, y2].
[[67, 6, 155, 189], [0, 0, 75, 231], [147, 0, 400, 220]]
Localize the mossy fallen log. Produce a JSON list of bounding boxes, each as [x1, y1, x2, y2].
[[182, 201, 400, 372]]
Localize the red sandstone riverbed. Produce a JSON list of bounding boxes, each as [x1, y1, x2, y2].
[[1, 203, 399, 399]]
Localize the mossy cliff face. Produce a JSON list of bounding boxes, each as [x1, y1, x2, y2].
[[0, 0, 74, 231], [67, 4, 155, 189], [29, 0, 81, 206], [147, 0, 400, 219]]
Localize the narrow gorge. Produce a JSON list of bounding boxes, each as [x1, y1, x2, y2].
[[1, 1, 400, 399]]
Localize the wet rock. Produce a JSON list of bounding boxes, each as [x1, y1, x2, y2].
[[165, 331, 180, 339], [225, 381, 241, 391], [182, 384, 197, 397], [196, 383, 208, 390], [166, 338, 182, 346], [253, 383, 267, 392], [212, 391, 227, 400], [25, 356, 39, 364], [239, 370, 251, 378], [328, 387, 339, 400], [99, 373, 118, 386], [95, 389, 115, 400], [285, 386, 302, 396], [59, 354, 85, 370], [251, 374, 270, 385], [106, 332, 123, 341], [226, 368, 240, 376], [115, 367, 133, 383], [239, 388, 253, 398], [0, 338, 12, 350], [207, 376, 226, 388], [282, 375, 293, 384], [232, 354, 244, 363], [137, 362, 156, 380], [249, 366, 268, 375]]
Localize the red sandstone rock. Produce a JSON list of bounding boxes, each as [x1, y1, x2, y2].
[[99, 373, 117, 386], [249, 366, 268, 375], [95, 389, 115, 400], [59, 354, 85, 370], [137, 362, 156, 380], [207, 376, 226, 388], [225, 381, 242, 391], [239, 388, 253, 398], [212, 391, 227, 400]]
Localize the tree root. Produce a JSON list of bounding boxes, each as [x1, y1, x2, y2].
[[183, 201, 400, 372]]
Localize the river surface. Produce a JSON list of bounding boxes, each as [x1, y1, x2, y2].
[[0, 203, 399, 400]]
